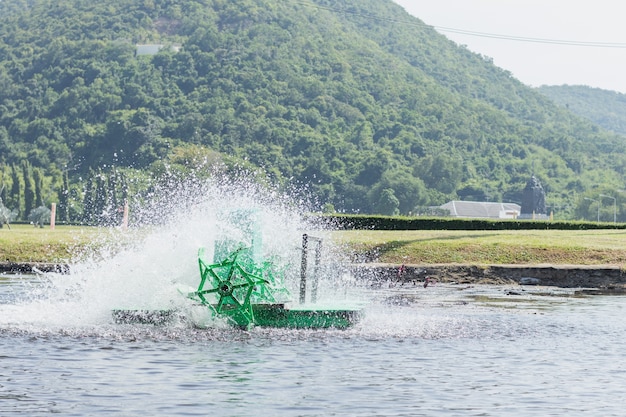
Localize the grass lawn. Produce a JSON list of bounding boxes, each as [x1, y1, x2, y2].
[[3, 223, 626, 265], [0, 224, 125, 263], [328, 229, 626, 265]]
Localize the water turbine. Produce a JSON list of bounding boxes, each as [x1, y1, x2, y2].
[[113, 205, 362, 329], [18, 173, 364, 330]]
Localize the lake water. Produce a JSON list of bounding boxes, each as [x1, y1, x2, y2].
[[2, 273, 625, 417]]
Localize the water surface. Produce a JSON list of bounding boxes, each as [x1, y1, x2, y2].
[[2, 275, 624, 416]]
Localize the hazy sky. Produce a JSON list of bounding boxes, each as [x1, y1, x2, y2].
[[393, 0, 626, 93]]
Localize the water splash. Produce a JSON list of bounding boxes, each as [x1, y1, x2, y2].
[[0, 174, 361, 332], [0, 174, 578, 340]]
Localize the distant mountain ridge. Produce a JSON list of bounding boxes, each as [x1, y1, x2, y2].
[[0, 0, 625, 220], [538, 85, 626, 137]]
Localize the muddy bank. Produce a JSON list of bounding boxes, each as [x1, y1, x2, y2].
[[0, 262, 69, 274], [350, 263, 626, 290], [3, 262, 626, 290]]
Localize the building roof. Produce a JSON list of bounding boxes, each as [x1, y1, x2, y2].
[[136, 44, 164, 56], [440, 201, 521, 219], [136, 44, 181, 56]]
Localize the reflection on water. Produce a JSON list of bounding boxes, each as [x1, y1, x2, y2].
[[2, 274, 626, 416]]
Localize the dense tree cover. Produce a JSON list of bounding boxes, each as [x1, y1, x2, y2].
[[538, 85, 626, 137], [1, 0, 626, 223]]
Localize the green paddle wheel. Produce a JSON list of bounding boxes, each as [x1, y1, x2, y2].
[[186, 234, 361, 330], [187, 246, 291, 329], [112, 209, 362, 328]]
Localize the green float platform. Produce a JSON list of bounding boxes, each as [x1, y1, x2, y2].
[[112, 305, 361, 329]]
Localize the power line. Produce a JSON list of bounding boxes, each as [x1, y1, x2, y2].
[[294, 0, 626, 49], [434, 25, 626, 48]]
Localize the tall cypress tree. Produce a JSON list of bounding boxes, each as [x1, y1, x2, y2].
[[82, 175, 95, 225], [10, 165, 21, 219], [33, 167, 44, 207], [59, 170, 70, 223], [0, 165, 6, 204], [119, 171, 128, 203], [108, 170, 118, 225], [22, 161, 35, 219], [0, 183, 6, 205], [94, 173, 108, 225]]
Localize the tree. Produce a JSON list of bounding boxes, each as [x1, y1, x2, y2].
[[82, 175, 95, 225], [0, 196, 14, 228], [369, 170, 428, 214], [414, 154, 463, 195], [1, 0, 626, 219], [9, 165, 21, 218], [0, 181, 6, 204], [28, 205, 50, 228], [374, 188, 399, 216], [93, 173, 108, 225], [58, 170, 69, 223], [33, 167, 44, 206], [22, 161, 35, 220]]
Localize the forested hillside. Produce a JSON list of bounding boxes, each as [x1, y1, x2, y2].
[[1, 0, 625, 223], [538, 85, 626, 137]]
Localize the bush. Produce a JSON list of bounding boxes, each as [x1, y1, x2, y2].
[[308, 214, 626, 231]]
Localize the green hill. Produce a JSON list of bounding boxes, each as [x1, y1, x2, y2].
[[538, 85, 626, 137], [1, 0, 625, 222]]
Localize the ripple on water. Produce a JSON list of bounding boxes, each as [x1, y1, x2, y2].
[[2, 289, 626, 417]]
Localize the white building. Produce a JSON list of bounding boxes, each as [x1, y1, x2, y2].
[[440, 201, 520, 219], [136, 44, 181, 56]]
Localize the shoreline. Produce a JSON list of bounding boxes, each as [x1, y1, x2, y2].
[[349, 263, 626, 289], [3, 262, 626, 290], [0, 262, 70, 274]]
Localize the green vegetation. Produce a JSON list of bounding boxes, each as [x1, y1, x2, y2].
[[3, 224, 626, 265], [1, 0, 626, 222], [314, 214, 626, 230], [329, 229, 626, 265], [0, 224, 128, 263], [538, 85, 626, 136]]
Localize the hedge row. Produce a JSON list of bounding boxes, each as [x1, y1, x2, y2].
[[308, 214, 626, 231]]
